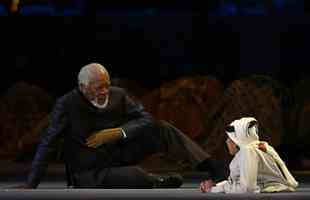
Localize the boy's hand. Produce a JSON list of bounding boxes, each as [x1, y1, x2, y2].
[[200, 179, 215, 193], [258, 142, 267, 152]]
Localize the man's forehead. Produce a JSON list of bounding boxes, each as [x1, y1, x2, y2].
[[90, 74, 109, 85]]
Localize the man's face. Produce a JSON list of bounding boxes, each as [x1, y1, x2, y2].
[[82, 73, 110, 106]]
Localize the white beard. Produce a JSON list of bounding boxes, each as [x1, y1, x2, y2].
[[91, 95, 109, 109]]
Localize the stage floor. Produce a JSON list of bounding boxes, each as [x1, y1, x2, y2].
[[1, 161, 310, 200], [1, 184, 310, 200]]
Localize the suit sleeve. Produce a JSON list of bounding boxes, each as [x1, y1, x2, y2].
[[120, 92, 154, 140], [27, 97, 68, 188]]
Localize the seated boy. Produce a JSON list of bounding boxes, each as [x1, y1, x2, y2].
[[200, 117, 298, 193]]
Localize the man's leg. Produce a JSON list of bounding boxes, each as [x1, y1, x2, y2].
[[156, 120, 210, 167], [100, 166, 183, 189], [114, 120, 209, 167], [72, 166, 153, 188], [156, 120, 228, 181], [102, 120, 224, 182], [73, 166, 182, 188], [98, 166, 154, 188], [113, 120, 216, 170]]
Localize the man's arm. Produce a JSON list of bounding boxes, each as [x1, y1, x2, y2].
[[120, 92, 154, 140], [86, 91, 154, 148], [26, 97, 68, 189]]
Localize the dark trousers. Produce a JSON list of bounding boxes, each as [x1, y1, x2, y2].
[[71, 120, 210, 188]]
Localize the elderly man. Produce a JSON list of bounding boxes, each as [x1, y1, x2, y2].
[[16, 63, 216, 189]]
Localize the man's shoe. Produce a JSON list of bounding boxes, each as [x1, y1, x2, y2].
[[152, 173, 183, 188]]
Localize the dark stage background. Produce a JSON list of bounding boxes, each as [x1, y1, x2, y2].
[[0, 0, 309, 97], [0, 1, 310, 173]]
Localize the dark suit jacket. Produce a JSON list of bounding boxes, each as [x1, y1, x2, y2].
[[27, 86, 154, 188]]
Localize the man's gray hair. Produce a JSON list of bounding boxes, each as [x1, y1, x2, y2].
[[78, 63, 110, 86]]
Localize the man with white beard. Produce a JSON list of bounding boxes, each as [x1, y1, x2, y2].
[[15, 63, 215, 189]]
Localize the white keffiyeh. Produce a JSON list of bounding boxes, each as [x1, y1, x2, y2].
[[210, 117, 298, 193]]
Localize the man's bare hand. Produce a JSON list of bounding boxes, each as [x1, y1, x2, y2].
[[86, 128, 123, 148], [200, 179, 215, 193]]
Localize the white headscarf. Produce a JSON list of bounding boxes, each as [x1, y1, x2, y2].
[[226, 117, 298, 191]]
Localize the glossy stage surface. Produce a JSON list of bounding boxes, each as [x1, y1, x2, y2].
[[1, 161, 310, 200]]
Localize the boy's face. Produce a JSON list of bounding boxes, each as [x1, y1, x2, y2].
[[226, 137, 238, 155]]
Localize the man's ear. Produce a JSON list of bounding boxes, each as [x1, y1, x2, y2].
[[79, 84, 88, 95], [79, 83, 86, 91]]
